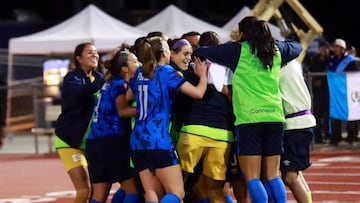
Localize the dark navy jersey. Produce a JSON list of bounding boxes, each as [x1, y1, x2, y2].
[[55, 68, 104, 147], [181, 67, 235, 131], [130, 65, 186, 150]]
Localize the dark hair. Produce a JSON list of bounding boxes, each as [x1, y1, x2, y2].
[[73, 42, 94, 68], [103, 49, 130, 82], [181, 31, 201, 39], [146, 31, 168, 41], [239, 16, 276, 69], [198, 31, 220, 47], [141, 37, 166, 78], [147, 31, 164, 38], [130, 36, 147, 63], [318, 40, 330, 49], [119, 43, 132, 51]]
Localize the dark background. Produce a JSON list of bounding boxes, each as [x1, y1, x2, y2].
[[0, 0, 359, 53]]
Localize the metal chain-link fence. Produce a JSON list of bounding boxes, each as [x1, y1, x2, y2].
[[3, 80, 61, 132], [5, 78, 40, 132], [1, 49, 61, 132]]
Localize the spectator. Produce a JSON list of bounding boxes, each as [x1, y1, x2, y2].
[[303, 40, 331, 143], [54, 42, 105, 203], [327, 38, 358, 146], [346, 44, 360, 74], [346, 45, 358, 57], [193, 16, 302, 203]]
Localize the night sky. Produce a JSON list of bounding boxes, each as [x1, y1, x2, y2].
[[0, 0, 359, 52], [298, 0, 360, 50]]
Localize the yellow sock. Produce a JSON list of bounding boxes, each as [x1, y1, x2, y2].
[[308, 191, 313, 203]]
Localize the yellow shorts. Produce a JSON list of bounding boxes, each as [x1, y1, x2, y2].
[[176, 132, 231, 180], [57, 148, 87, 172]]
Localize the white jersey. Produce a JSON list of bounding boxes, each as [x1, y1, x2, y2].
[[279, 60, 316, 130], [207, 61, 233, 92]]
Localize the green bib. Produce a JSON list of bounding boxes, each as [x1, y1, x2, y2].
[[232, 42, 284, 125]]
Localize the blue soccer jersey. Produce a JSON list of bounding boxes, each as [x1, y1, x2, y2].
[[88, 77, 132, 139], [130, 65, 186, 150]]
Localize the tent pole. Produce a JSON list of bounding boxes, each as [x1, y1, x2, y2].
[[6, 53, 13, 127]]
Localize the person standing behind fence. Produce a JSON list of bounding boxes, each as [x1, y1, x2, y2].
[[54, 42, 105, 203], [85, 50, 142, 203], [279, 59, 316, 203], [303, 40, 331, 144], [327, 38, 358, 146], [193, 16, 302, 203], [127, 36, 209, 203]]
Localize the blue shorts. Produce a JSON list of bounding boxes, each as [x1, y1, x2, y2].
[[235, 122, 284, 156], [85, 136, 134, 184], [280, 128, 314, 173], [131, 149, 179, 173]]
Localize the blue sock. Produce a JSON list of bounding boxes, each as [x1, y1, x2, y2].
[[264, 180, 274, 202], [225, 194, 234, 203], [160, 193, 181, 203], [198, 198, 210, 203], [89, 200, 101, 203], [268, 177, 287, 203], [124, 193, 142, 203], [247, 178, 267, 203], [111, 188, 126, 203]]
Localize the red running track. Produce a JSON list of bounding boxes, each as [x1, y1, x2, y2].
[[0, 150, 359, 203]]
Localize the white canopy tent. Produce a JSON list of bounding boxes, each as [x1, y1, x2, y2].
[[222, 6, 285, 41], [6, 4, 146, 127], [8, 4, 146, 85], [9, 4, 145, 56], [136, 4, 231, 43]]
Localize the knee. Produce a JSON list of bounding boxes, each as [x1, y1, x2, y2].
[[75, 188, 91, 203], [206, 189, 225, 202], [282, 171, 298, 187], [205, 179, 225, 200]]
